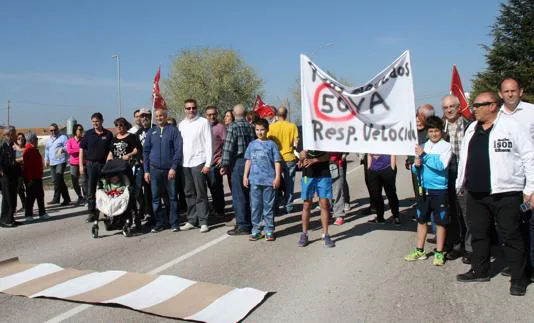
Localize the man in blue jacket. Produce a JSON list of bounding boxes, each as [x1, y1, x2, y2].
[[143, 109, 183, 232], [44, 123, 71, 206]]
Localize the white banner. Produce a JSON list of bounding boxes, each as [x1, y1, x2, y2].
[[300, 51, 417, 155]]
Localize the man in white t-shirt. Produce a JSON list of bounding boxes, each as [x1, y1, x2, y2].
[[179, 99, 213, 233]]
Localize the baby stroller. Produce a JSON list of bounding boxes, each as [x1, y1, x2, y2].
[[91, 159, 138, 238]]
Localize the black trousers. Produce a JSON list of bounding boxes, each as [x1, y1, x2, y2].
[[367, 167, 399, 220], [25, 179, 45, 217], [0, 176, 17, 224], [50, 163, 70, 203], [86, 161, 103, 215], [467, 191, 526, 279]]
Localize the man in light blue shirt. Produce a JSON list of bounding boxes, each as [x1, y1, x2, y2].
[[44, 123, 71, 206]]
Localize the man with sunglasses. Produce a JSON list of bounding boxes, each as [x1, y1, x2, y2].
[[134, 109, 154, 224], [179, 99, 212, 233], [455, 92, 534, 296], [79, 113, 113, 222], [44, 123, 71, 206], [144, 109, 183, 232]]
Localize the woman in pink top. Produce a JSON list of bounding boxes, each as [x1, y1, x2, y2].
[[66, 124, 87, 206]]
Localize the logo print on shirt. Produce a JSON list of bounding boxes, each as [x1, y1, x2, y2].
[[493, 138, 512, 153]]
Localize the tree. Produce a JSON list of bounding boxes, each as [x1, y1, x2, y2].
[[164, 48, 263, 118], [471, 0, 534, 102]]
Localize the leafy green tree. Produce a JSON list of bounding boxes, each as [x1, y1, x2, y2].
[[164, 48, 263, 118], [471, 0, 534, 102]]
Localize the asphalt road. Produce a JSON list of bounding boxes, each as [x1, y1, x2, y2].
[[1, 156, 534, 322]]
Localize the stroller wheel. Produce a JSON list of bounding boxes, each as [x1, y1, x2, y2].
[[91, 224, 99, 239], [122, 225, 131, 237]]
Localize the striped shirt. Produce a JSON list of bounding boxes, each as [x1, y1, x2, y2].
[[222, 118, 255, 167]]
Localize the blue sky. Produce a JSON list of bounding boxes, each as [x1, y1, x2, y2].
[[1, 0, 502, 127]]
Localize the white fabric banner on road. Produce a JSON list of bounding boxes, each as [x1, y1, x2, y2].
[[0, 258, 269, 323], [300, 50, 417, 155]]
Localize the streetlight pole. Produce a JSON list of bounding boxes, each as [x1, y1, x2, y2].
[[112, 54, 122, 117]]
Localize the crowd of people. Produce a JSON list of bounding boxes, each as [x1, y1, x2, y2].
[[0, 77, 533, 296]]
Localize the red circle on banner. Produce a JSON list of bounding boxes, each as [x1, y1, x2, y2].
[[313, 83, 357, 122]]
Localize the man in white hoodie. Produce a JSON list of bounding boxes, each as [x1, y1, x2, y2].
[[455, 91, 534, 296], [499, 78, 534, 278], [179, 99, 213, 233]]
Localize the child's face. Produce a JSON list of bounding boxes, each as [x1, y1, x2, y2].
[[427, 128, 442, 143], [255, 125, 267, 140], [110, 175, 121, 184]]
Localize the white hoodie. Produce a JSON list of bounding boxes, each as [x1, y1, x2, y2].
[[456, 112, 534, 195]]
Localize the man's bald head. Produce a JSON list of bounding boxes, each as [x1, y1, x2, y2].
[[233, 104, 246, 118], [277, 106, 288, 120]]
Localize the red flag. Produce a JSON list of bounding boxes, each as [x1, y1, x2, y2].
[[153, 66, 167, 110], [253, 95, 276, 118], [450, 65, 473, 120]]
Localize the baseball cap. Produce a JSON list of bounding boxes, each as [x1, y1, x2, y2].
[[139, 108, 151, 115]]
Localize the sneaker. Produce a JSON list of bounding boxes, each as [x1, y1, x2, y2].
[[151, 226, 164, 233], [180, 222, 196, 231], [344, 203, 350, 212], [393, 217, 401, 226], [333, 217, 345, 225], [171, 227, 179, 232], [298, 233, 309, 247], [39, 213, 50, 219], [76, 197, 85, 206], [25, 216, 35, 222], [456, 269, 490, 282], [47, 200, 60, 205], [433, 252, 445, 266], [227, 226, 250, 236], [200, 224, 209, 233], [404, 249, 428, 261], [265, 232, 275, 241], [501, 267, 511, 277], [249, 232, 264, 241], [323, 234, 335, 248]]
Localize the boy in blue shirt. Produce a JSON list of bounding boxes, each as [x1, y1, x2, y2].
[[243, 118, 281, 241], [404, 116, 452, 266]]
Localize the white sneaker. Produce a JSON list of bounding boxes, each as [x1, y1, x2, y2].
[[180, 222, 196, 231], [39, 213, 50, 219], [344, 203, 350, 212], [200, 225, 209, 233]]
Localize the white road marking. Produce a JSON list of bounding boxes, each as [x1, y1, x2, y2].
[[44, 234, 230, 323]]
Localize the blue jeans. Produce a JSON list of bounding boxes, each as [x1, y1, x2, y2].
[[231, 158, 251, 230], [150, 167, 178, 229], [250, 184, 275, 235]]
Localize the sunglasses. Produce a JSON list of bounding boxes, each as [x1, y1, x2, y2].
[[185, 106, 197, 111], [472, 101, 496, 108], [49, 129, 57, 132]]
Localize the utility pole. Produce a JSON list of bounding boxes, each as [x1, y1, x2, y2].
[[7, 100, 10, 126], [112, 54, 122, 117]]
